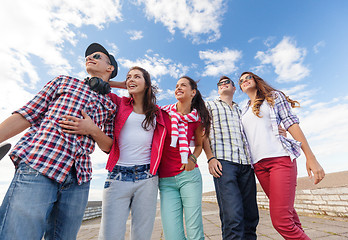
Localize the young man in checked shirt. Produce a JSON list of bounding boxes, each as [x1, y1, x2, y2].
[[203, 76, 259, 240], [0, 43, 117, 240]]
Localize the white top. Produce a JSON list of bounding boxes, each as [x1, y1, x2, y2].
[[117, 111, 155, 166], [241, 101, 288, 164]]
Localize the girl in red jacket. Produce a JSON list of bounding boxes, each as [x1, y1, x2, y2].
[[101, 66, 166, 240], [60, 66, 166, 240]]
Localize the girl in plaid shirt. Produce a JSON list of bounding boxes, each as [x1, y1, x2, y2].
[[239, 71, 325, 240]]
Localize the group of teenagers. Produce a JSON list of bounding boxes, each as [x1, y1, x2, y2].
[[0, 43, 325, 240]]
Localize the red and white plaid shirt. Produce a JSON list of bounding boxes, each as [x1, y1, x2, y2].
[[9, 75, 117, 184]]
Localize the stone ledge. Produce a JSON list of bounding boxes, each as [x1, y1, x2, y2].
[[256, 187, 348, 218]]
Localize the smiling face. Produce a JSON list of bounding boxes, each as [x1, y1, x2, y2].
[[85, 52, 113, 78], [239, 74, 256, 93], [126, 69, 146, 97], [217, 78, 235, 96], [175, 77, 196, 102]]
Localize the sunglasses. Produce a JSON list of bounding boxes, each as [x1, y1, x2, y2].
[[217, 79, 234, 87], [86, 53, 111, 65], [239, 75, 253, 85]]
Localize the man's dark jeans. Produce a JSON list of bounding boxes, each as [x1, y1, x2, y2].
[[214, 160, 259, 240]]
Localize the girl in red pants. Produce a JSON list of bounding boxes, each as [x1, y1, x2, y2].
[[239, 72, 325, 240]]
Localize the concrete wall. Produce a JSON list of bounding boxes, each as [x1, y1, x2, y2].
[[83, 202, 102, 221], [84, 186, 348, 221], [257, 186, 348, 218], [83, 171, 348, 220]]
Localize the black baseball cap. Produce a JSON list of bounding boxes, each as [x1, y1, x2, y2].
[[85, 43, 118, 79]]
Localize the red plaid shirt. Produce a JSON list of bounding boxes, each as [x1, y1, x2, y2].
[[9, 75, 117, 184]]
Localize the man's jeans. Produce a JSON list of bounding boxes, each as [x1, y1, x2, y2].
[[214, 160, 259, 240], [0, 162, 90, 240]]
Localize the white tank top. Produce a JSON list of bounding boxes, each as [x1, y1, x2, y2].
[[241, 101, 288, 164], [117, 111, 155, 166]]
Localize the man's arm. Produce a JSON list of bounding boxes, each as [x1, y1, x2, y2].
[[203, 136, 222, 178], [0, 113, 31, 143]]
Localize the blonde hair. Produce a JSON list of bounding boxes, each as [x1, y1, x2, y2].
[[239, 72, 300, 118]]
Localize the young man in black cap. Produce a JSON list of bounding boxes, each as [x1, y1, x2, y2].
[[0, 43, 117, 240]]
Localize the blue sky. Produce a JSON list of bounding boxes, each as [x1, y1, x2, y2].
[[1, 0, 348, 202]]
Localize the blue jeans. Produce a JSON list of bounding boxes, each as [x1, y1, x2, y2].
[[0, 162, 90, 240], [104, 164, 155, 187], [214, 160, 259, 240], [159, 168, 204, 240]]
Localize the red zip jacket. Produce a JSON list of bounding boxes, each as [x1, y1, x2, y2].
[[106, 93, 166, 175]]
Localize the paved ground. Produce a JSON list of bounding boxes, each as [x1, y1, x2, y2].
[[77, 201, 348, 240]]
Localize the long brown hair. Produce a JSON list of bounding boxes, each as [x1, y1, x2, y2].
[[180, 76, 211, 137], [128, 66, 158, 130], [239, 72, 300, 118]]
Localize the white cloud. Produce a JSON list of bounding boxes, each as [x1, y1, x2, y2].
[[115, 89, 129, 97], [255, 37, 310, 82], [135, 0, 226, 43], [250, 65, 267, 75], [204, 90, 219, 101], [199, 48, 242, 77], [280, 84, 318, 107], [263, 36, 276, 47], [156, 89, 175, 101], [107, 41, 120, 57], [313, 40, 326, 54], [0, 0, 123, 115], [248, 37, 259, 43], [282, 84, 307, 95], [127, 30, 144, 40], [118, 52, 190, 79]]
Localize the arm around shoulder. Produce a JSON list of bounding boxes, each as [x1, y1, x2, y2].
[[109, 80, 127, 89]]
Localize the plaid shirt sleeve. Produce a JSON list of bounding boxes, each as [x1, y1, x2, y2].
[[205, 101, 213, 143], [14, 77, 60, 124], [205, 101, 212, 115], [103, 109, 116, 139], [273, 91, 299, 130]]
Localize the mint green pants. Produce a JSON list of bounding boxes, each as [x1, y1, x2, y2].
[[159, 168, 204, 240]]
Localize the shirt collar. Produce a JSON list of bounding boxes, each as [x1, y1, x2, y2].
[[217, 97, 237, 106]]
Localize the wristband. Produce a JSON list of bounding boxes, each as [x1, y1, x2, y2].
[[207, 157, 216, 163], [189, 154, 197, 164]]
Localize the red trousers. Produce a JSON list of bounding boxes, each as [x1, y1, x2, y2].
[[254, 156, 311, 240]]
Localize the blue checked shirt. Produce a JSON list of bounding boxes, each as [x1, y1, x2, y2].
[[206, 99, 251, 165], [9, 75, 117, 184], [241, 91, 302, 161]]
